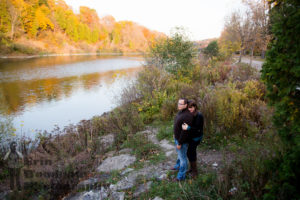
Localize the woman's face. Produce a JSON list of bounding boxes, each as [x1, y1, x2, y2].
[[188, 106, 195, 113]]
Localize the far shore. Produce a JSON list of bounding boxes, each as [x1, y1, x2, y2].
[[0, 52, 146, 59]]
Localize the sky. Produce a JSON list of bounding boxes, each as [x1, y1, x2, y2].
[[64, 0, 244, 41]]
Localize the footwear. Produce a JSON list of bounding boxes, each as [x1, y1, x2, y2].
[[190, 161, 198, 178], [170, 167, 178, 171]]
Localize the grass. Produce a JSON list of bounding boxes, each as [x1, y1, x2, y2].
[[154, 120, 174, 143], [139, 170, 222, 200]]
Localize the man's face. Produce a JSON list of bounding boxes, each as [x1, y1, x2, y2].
[[177, 99, 187, 111]]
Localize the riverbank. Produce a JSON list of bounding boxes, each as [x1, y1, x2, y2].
[[0, 52, 145, 59]]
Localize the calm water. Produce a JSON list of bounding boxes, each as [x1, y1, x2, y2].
[[0, 55, 144, 138]]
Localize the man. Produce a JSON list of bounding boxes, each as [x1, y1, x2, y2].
[[4, 141, 23, 191], [172, 98, 193, 181]]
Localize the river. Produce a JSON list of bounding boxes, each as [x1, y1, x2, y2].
[[0, 55, 144, 138]]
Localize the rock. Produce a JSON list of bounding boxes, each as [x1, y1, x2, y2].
[[165, 151, 174, 157], [158, 173, 167, 180], [121, 168, 134, 175], [110, 191, 125, 200], [109, 184, 116, 190], [99, 134, 115, 151], [82, 189, 107, 200], [212, 162, 218, 168], [119, 148, 132, 154], [159, 139, 174, 151], [115, 175, 136, 190], [64, 188, 108, 200], [133, 181, 152, 197], [105, 150, 116, 158], [97, 154, 136, 172], [153, 197, 163, 200], [77, 178, 100, 190]]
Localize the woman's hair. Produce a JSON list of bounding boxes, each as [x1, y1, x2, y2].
[[187, 99, 198, 111]]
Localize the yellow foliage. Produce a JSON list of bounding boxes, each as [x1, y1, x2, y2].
[[35, 6, 54, 31], [243, 80, 264, 99], [215, 84, 247, 130]]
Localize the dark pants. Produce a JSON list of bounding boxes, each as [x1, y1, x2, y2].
[[8, 168, 21, 190], [187, 139, 200, 162]]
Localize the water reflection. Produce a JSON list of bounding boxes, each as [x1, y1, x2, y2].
[[0, 55, 143, 136]]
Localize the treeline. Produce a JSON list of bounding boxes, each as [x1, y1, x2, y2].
[[0, 0, 164, 54]]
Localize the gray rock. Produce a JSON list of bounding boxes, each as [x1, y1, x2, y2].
[[110, 191, 125, 200], [159, 139, 174, 151], [153, 197, 163, 200], [165, 150, 174, 157], [97, 154, 136, 172], [133, 181, 152, 197], [77, 178, 100, 190], [115, 175, 136, 190], [99, 134, 115, 151], [121, 168, 134, 175], [64, 188, 108, 200], [158, 173, 167, 180], [82, 189, 107, 200], [119, 148, 132, 154]]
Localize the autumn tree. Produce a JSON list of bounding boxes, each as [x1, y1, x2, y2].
[[218, 28, 240, 59], [243, 0, 270, 63], [224, 10, 253, 62], [0, 0, 11, 34], [30, 5, 54, 37], [7, 0, 24, 40], [79, 6, 100, 30]]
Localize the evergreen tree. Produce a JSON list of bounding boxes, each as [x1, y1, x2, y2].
[[261, 0, 300, 199]]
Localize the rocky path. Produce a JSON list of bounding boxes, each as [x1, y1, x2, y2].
[[62, 127, 230, 200]]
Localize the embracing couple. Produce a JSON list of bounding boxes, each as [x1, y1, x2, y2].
[[172, 98, 204, 181]]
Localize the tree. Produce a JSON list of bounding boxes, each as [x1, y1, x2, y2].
[[7, 0, 24, 40], [243, 0, 270, 64], [147, 28, 196, 77], [203, 40, 219, 59], [0, 0, 11, 34], [261, 0, 300, 199], [218, 28, 240, 59], [224, 10, 253, 63]]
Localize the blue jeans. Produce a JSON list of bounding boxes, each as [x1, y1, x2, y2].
[[173, 139, 188, 180]]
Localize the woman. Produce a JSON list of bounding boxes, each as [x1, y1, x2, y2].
[[182, 100, 204, 178]]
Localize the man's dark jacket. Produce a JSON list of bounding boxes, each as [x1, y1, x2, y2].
[[174, 108, 193, 145]]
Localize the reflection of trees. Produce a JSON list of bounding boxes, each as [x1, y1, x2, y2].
[[0, 55, 119, 72], [0, 67, 141, 115]]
